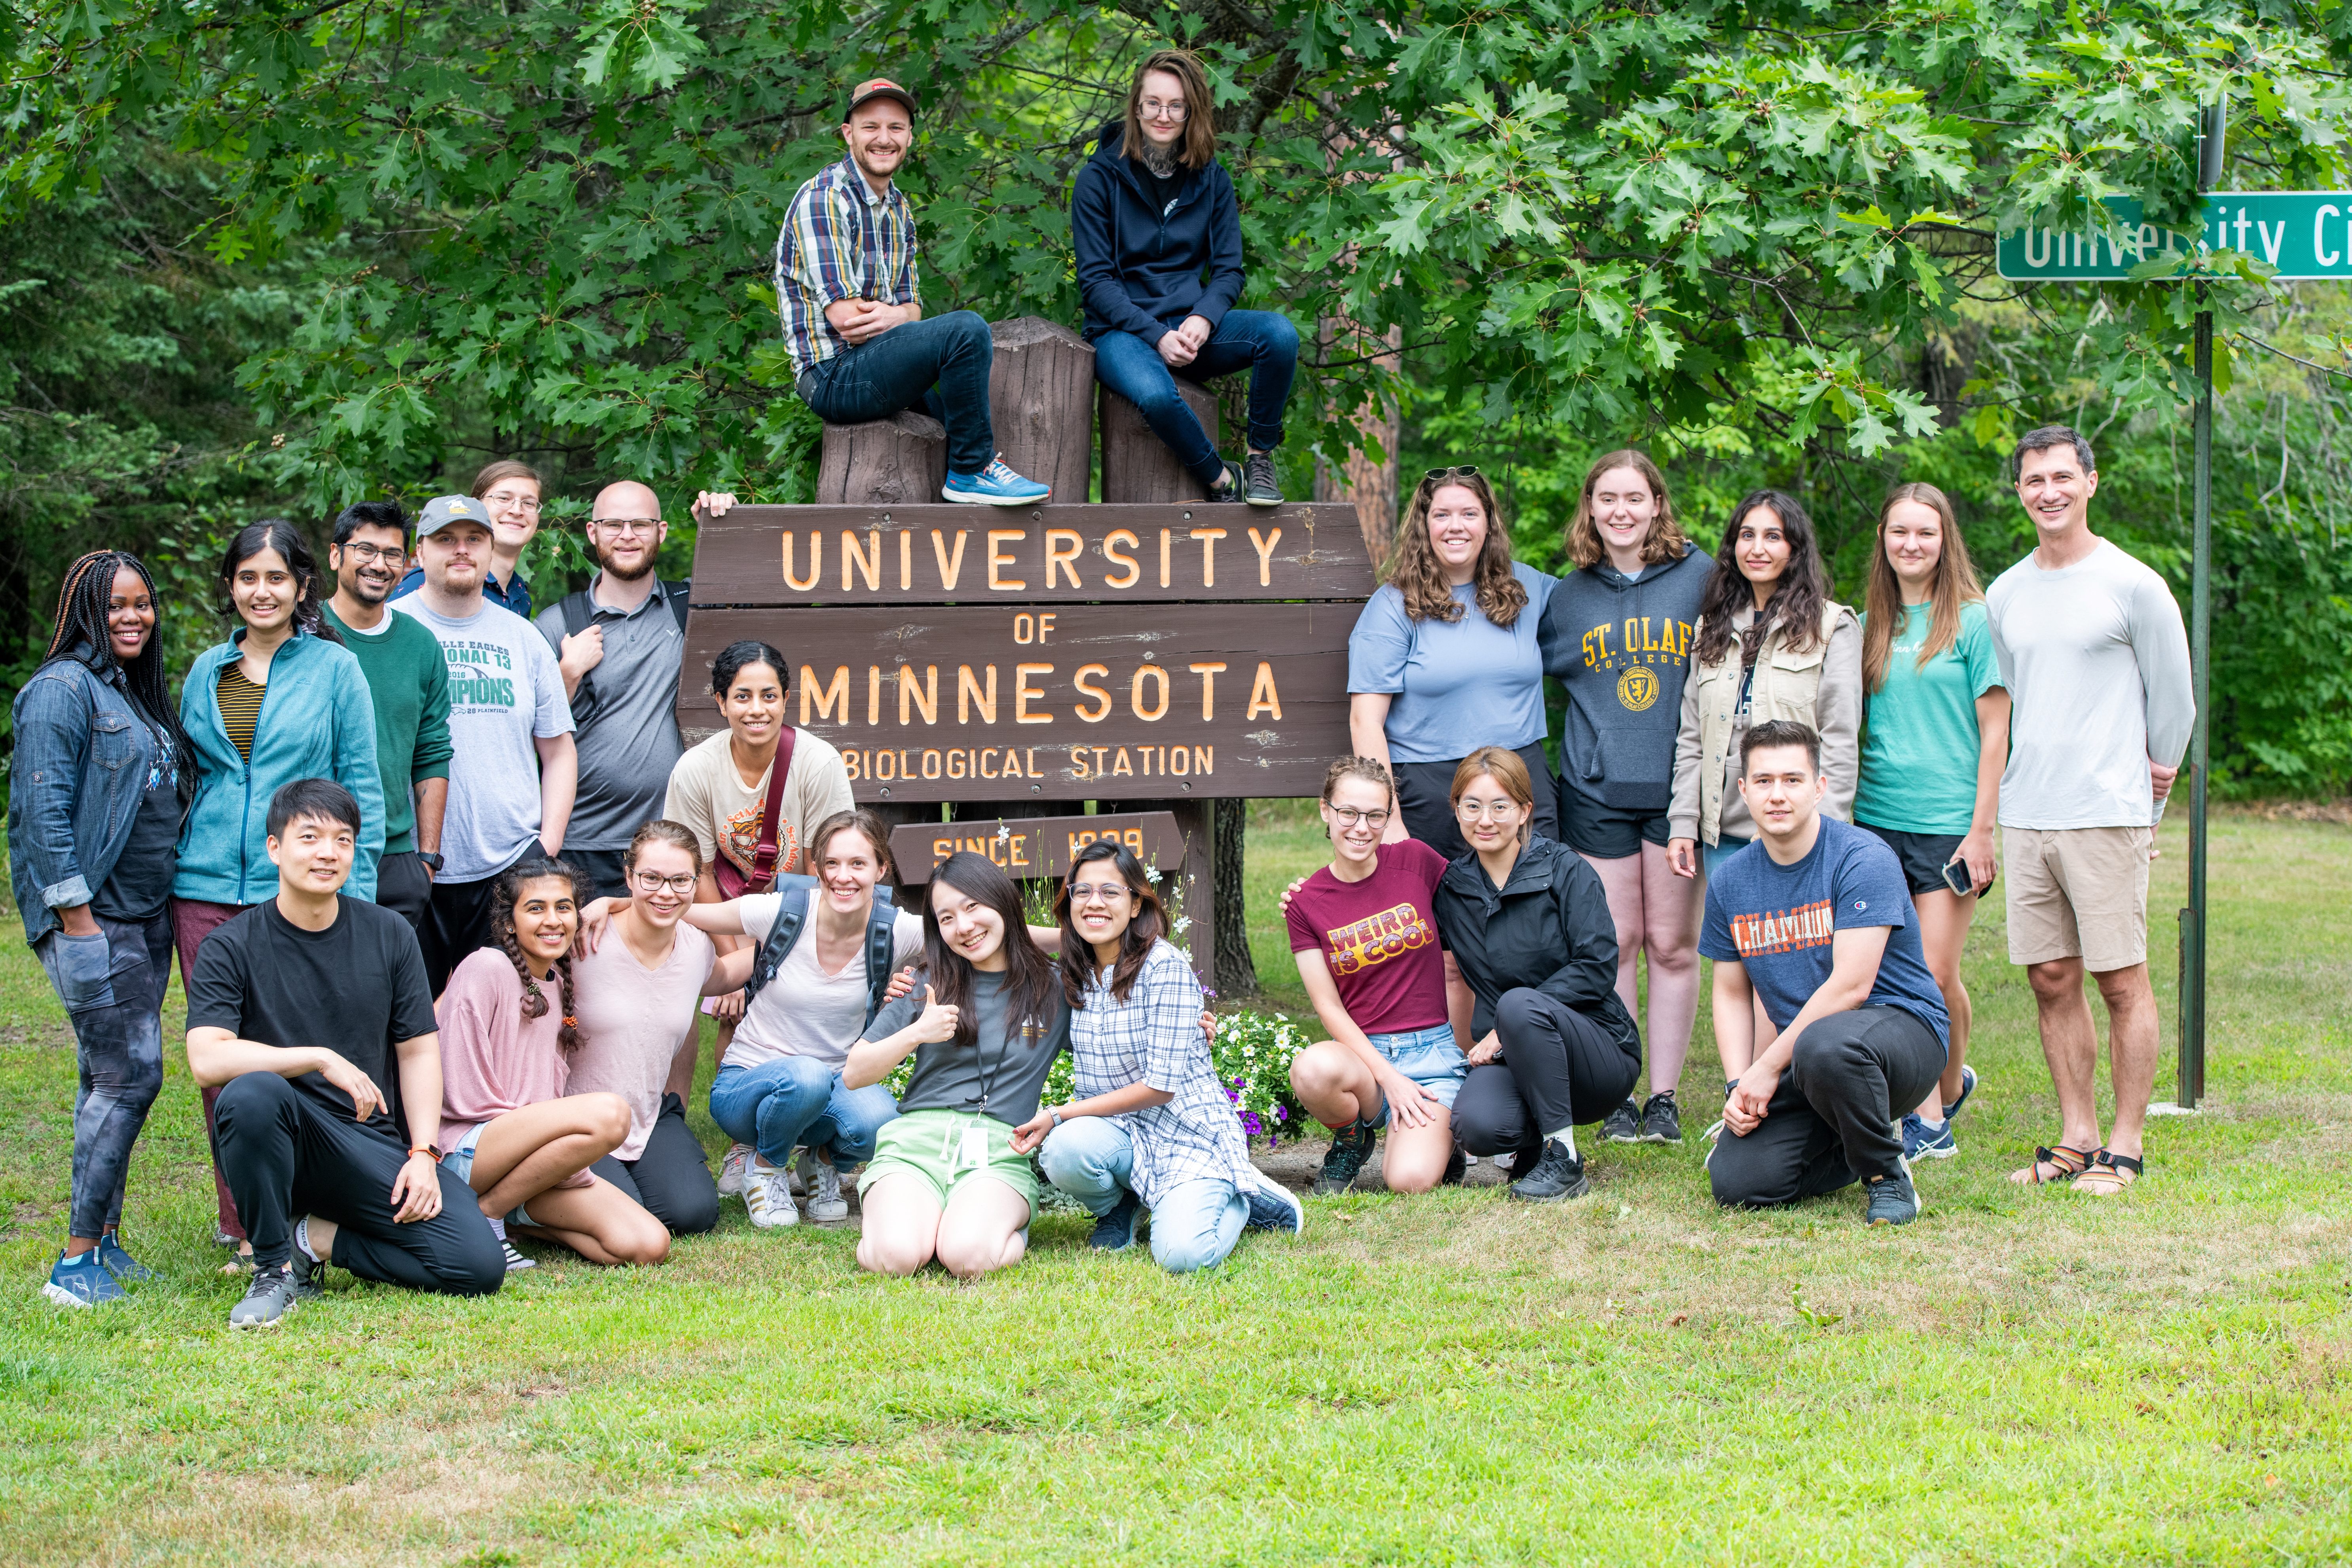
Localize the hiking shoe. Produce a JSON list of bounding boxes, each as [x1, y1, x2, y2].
[[229, 1263, 309, 1328], [1902, 1113, 1957, 1161], [1865, 1162, 1922, 1226], [1312, 1120, 1377, 1196], [716, 1142, 753, 1197], [1242, 451, 1283, 506], [1441, 1142, 1467, 1186], [1942, 1064, 1979, 1122], [43, 1250, 126, 1308], [744, 1161, 800, 1229], [1244, 1182, 1304, 1235], [1638, 1092, 1682, 1145], [95, 1232, 156, 1284], [1089, 1189, 1142, 1251], [941, 456, 1049, 506], [806, 1158, 850, 1224], [1509, 1139, 1589, 1203], [1601, 1099, 1642, 1143], [210, 1226, 240, 1249], [1206, 460, 1244, 502]]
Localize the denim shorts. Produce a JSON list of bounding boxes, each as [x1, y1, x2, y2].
[[440, 1122, 487, 1187], [1367, 1024, 1468, 1125]]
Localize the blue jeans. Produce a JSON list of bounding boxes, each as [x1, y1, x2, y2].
[[1091, 309, 1299, 488], [796, 310, 996, 474], [1038, 1117, 1246, 1274], [708, 1056, 899, 1171], [36, 909, 171, 1239]]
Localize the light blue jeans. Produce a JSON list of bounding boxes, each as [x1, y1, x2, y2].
[[1038, 1117, 1245, 1274], [708, 1056, 899, 1170]]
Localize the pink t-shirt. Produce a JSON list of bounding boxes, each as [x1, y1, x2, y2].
[[1283, 838, 1451, 1036], [567, 921, 717, 1160], [435, 948, 586, 1187]]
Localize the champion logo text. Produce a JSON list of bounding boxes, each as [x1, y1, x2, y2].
[[1729, 899, 1836, 958]]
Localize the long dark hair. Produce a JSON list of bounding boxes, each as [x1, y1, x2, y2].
[[39, 549, 195, 794], [920, 851, 1058, 1049], [1055, 841, 1167, 1006], [491, 857, 584, 1057], [1692, 488, 1830, 668], [218, 520, 340, 644]]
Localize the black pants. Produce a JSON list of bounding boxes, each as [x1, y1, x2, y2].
[[1707, 1005, 1947, 1206], [1393, 743, 1559, 861], [1451, 988, 1641, 1155], [588, 1094, 719, 1236], [376, 850, 433, 932], [212, 1071, 504, 1293], [421, 855, 526, 994], [564, 848, 633, 905]]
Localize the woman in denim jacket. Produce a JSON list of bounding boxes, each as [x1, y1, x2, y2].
[[9, 551, 195, 1306]]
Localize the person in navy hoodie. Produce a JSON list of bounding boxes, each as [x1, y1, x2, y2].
[[1070, 47, 1298, 506]]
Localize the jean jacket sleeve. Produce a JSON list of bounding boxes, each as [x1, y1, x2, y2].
[[8, 669, 95, 911]]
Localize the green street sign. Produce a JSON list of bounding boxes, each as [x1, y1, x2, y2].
[[1997, 191, 2352, 281]]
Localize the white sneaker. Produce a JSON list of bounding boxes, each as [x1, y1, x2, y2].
[[744, 1161, 800, 1228], [717, 1142, 753, 1197], [806, 1159, 850, 1223]]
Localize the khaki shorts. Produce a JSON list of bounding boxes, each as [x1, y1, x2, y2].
[[2003, 825, 2153, 971]]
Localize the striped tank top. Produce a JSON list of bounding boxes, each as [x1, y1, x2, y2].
[[217, 664, 265, 763]]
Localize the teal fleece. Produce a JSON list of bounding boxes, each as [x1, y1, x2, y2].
[[173, 628, 386, 905]]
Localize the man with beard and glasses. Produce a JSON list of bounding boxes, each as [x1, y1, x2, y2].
[[324, 501, 454, 932], [535, 482, 737, 901]]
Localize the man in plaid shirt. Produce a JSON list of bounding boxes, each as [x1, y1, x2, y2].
[[774, 78, 1050, 506]]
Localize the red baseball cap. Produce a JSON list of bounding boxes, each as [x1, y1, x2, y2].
[[846, 78, 917, 119]]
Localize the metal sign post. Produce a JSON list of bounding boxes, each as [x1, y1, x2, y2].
[[2177, 100, 2227, 1109]]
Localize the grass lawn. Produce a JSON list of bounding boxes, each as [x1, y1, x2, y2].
[[4, 806, 2350, 1565]]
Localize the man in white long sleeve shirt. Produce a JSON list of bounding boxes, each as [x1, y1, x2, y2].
[[1986, 425, 2194, 1197]]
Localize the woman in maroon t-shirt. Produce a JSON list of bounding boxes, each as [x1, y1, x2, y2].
[[1285, 757, 1468, 1196]]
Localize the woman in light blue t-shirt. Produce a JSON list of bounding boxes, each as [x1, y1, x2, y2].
[[1854, 482, 2009, 1164], [1347, 466, 1557, 861]]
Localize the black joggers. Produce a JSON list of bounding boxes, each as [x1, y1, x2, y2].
[[212, 1071, 503, 1294], [1452, 988, 1641, 1156], [588, 1094, 719, 1236], [1706, 1005, 1946, 1206], [1392, 742, 1559, 861]]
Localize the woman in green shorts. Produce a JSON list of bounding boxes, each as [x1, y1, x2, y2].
[[845, 852, 1070, 1280]]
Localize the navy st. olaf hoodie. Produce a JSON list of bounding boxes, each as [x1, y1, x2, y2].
[[1536, 547, 1715, 811], [1070, 119, 1246, 343]]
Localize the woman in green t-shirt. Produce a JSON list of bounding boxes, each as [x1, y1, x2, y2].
[[1854, 482, 2009, 1163]]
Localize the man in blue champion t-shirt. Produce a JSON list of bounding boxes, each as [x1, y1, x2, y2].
[[1699, 719, 1950, 1225]]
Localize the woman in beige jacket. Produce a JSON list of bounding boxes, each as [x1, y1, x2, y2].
[[1667, 489, 1861, 884]]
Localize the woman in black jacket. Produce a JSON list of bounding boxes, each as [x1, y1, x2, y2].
[[1434, 747, 1643, 1203], [1070, 47, 1298, 506]]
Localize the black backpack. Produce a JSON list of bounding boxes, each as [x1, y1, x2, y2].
[[556, 578, 691, 724], [742, 872, 903, 1030]]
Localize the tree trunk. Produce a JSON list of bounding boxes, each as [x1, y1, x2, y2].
[[990, 317, 1095, 503], [1098, 380, 1220, 502], [815, 411, 947, 505], [1314, 323, 1402, 567], [1212, 798, 1258, 999]]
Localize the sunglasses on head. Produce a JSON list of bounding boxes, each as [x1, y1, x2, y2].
[[1421, 465, 1482, 485]]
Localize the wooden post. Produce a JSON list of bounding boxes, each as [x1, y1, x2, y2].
[[1098, 381, 1219, 502], [1164, 799, 1216, 986], [815, 411, 946, 505], [990, 317, 1095, 503]]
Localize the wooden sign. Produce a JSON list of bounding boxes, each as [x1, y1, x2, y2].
[[890, 811, 1187, 882], [688, 501, 1375, 606]]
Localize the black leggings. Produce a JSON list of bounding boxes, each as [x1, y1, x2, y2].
[[1392, 743, 1558, 861], [1452, 988, 1641, 1155], [589, 1094, 719, 1236], [212, 1070, 504, 1293], [1706, 1005, 1947, 1205]]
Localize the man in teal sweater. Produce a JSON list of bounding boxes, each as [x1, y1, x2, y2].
[[323, 500, 453, 932]]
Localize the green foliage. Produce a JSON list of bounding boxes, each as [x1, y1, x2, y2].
[[1208, 1007, 1314, 1144]]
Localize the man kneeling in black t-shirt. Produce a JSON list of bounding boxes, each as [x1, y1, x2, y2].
[[188, 779, 503, 1326]]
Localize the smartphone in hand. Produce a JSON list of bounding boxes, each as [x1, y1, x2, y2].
[[1940, 857, 1975, 897]]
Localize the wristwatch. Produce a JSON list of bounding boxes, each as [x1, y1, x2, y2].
[[408, 1144, 443, 1162], [417, 851, 444, 872]]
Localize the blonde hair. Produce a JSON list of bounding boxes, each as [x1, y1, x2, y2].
[[1566, 449, 1691, 569], [1862, 482, 1983, 693], [1449, 746, 1537, 845], [1387, 468, 1527, 627]]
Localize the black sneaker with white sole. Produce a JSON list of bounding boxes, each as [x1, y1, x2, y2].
[[1313, 1119, 1377, 1195], [1244, 1182, 1305, 1234], [1508, 1139, 1590, 1203], [1638, 1091, 1682, 1144], [1601, 1098, 1642, 1143]]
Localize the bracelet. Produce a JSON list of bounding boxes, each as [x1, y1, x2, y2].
[[1048, 1109, 1063, 1131], [408, 1144, 442, 1162]]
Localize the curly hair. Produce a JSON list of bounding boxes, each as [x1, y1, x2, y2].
[[1384, 468, 1527, 627], [1565, 449, 1691, 570], [1692, 489, 1830, 669], [491, 856, 584, 1057]]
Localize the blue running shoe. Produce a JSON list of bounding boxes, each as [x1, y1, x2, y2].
[[1902, 1113, 1957, 1161], [941, 456, 1050, 506], [42, 1249, 126, 1308], [1942, 1064, 1979, 1122], [1244, 1181, 1305, 1235], [1865, 1160, 1923, 1226], [95, 1232, 155, 1284], [1088, 1189, 1142, 1252]]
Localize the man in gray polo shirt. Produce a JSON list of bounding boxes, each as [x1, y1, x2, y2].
[[535, 481, 736, 900]]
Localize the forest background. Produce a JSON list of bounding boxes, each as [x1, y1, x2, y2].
[[6, 0, 2352, 800]]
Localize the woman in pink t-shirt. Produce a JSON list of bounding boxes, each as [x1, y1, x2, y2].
[[436, 859, 668, 1270], [1284, 756, 1468, 1197]]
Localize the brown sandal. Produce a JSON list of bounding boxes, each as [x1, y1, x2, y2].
[[2010, 1143, 2095, 1186], [2071, 1149, 2143, 1196]]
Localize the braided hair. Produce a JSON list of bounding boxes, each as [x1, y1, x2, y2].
[[490, 856, 585, 1057], [40, 550, 196, 798]]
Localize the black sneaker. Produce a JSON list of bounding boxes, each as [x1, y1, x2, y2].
[[1242, 451, 1283, 506], [1313, 1119, 1377, 1195], [1864, 1162, 1922, 1227], [1440, 1142, 1467, 1186], [228, 1260, 317, 1329], [1509, 1139, 1589, 1203], [1088, 1189, 1142, 1251], [1601, 1099, 1642, 1143], [1638, 1091, 1682, 1145], [1244, 1182, 1305, 1234], [1206, 460, 1244, 502]]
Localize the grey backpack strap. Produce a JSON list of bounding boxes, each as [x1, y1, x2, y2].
[[739, 875, 819, 1006]]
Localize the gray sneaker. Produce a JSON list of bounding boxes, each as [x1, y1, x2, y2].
[[1637, 1091, 1682, 1145], [1864, 1161, 1923, 1227], [1242, 451, 1283, 506], [228, 1259, 319, 1329], [806, 1156, 850, 1224], [1601, 1098, 1642, 1143]]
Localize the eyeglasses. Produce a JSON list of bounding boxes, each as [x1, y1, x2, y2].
[[1068, 882, 1131, 901], [1140, 98, 1187, 121], [338, 542, 406, 565], [482, 489, 541, 513], [1422, 465, 1481, 484], [592, 517, 662, 536], [1326, 806, 1391, 829], [632, 871, 697, 894], [1455, 798, 1523, 821]]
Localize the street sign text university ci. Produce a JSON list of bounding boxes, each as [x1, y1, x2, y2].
[[1999, 191, 2352, 281]]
